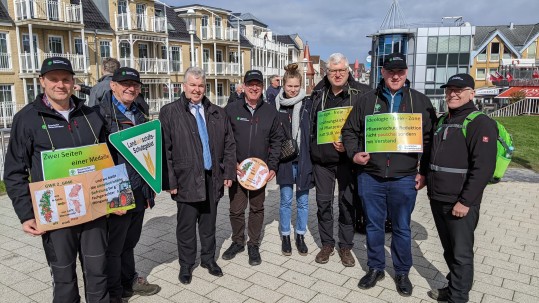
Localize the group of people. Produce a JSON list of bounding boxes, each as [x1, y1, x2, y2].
[[4, 51, 497, 303]]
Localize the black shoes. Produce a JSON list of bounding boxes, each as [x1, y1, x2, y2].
[[282, 235, 292, 256], [358, 269, 385, 289], [247, 244, 262, 266], [178, 265, 193, 285], [395, 274, 413, 296], [222, 242, 245, 260], [428, 287, 449, 301], [295, 234, 308, 256], [201, 261, 223, 277]]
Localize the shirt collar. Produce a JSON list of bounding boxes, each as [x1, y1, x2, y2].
[[42, 94, 75, 111], [112, 94, 137, 115]]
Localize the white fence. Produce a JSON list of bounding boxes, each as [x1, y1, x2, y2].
[[489, 99, 539, 117], [14, 0, 82, 23], [0, 53, 12, 71], [115, 13, 166, 33], [0, 103, 26, 128]]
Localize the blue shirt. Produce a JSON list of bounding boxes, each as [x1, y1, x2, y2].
[[112, 95, 137, 124], [382, 85, 404, 113]]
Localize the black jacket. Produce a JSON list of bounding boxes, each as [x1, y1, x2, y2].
[[427, 101, 497, 206], [4, 94, 106, 223], [227, 92, 244, 105], [276, 97, 314, 191], [309, 74, 371, 165], [225, 97, 284, 172], [95, 91, 155, 211], [160, 93, 236, 202], [341, 79, 437, 178]]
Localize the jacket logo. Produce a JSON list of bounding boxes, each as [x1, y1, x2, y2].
[[374, 104, 382, 113], [47, 123, 64, 129], [482, 136, 489, 143], [236, 117, 250, 122]]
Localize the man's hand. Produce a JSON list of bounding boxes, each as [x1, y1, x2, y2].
[[237, 163, 245, 178], [452, 202, 469, 218], [22, 219, 45, 236], [333, 142, 345, 152], [266, 170, 276, 182], [353, 152, 370, 165], [113, 210, 127, 216], [415, 174, 426, 190], [224, 179, 232, 187], [166, 189, 178, 194], [73, 84, 82, 91]]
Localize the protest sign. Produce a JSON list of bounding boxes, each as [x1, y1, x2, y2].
[[237, 158, 269, 190], [317, 106, 353, 144], [365, 113, 423, 153]]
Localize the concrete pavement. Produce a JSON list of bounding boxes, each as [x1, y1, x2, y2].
[[0, 169, 538, 303]]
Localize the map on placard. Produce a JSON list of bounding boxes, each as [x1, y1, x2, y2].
[[237, 158, 269, 191], [36, 189, 59, 224], [64, 183, 87, 219]]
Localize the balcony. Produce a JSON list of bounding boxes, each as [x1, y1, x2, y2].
[[203, 62, 242, 76], [120, 58, 170, 74], [146, 98, 173, 115], [247, 36, 288, 53], [200, 26, 239, 41], [0, 103, 26, 128], [253, 65, 280, 77], [116, 13, 167, 33], [14, 0, 82, 24], [0, 53, 12, 71], [19, 52, 40, 72], [43, 52, 86, 72]]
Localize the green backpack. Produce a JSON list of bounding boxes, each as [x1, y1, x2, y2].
[[437, 111, 514, 183]]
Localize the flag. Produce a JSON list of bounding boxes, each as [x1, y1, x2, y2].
[[495, 71, 503, 80], [533, 69, 539, 79], [506, 72, 513, 82], [488, 74, 496, 82]]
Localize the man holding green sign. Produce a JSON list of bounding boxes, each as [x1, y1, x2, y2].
[[342, 53, 436, 296]]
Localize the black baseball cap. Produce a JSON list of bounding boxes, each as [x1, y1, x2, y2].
[[383, 53, 408, 70], [441, 73, 475, 89], [40, 57, 75, 76], [112, 67, 142, 84], [244, 70, 263, 83]]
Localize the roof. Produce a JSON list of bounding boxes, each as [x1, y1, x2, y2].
[[237, 13, 267, 28], [496, 86, 539, 99], [274, 35, 300, 49], [70, 0, 112, 32], [156, 3, 194, 41], [173, 4, 231, 14], [0, 0, 12, 23], [474, 24, 539, 52]]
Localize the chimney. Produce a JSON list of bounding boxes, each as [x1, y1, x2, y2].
[[509, 22, 514, 29]]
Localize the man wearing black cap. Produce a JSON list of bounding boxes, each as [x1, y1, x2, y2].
[[4, 57, 110, 302], [95, 67, 160, 302], [342, 52, 436, 296], [222, 70, 284, 266], [426, 74, 497, 303]]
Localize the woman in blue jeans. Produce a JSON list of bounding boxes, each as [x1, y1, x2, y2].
[[275, 63, 313, 256]]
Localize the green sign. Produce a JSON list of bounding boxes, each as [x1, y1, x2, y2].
[[316, 106, 353, 144], [109, 120, 162, 194], [365, 113, 423, 153]]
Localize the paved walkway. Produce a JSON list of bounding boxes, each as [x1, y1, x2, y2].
[[1, 169, 538, 303]]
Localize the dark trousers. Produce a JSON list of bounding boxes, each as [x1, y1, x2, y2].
[[41, 217, 109, 303], [312, 162, 356, 249], [176, 170, 217, 266], [229, 181, 266, 246], [358, 173, 417, 274], [106, 210, 145, 298], [431, 200, 480, 303]]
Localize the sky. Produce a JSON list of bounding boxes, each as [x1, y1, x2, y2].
[[170, 0, 539, 64]]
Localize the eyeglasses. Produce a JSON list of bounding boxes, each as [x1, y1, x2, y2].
[[328, 69, 348, 75], [445, 88, 473, 95], [118, 81, 142, 89]]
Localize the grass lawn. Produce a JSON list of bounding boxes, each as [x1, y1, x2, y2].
[[0, 181, 5, 195], [494, 115, 539, 172]]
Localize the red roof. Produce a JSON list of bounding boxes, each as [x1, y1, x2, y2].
[[496, 86, 539, 99]]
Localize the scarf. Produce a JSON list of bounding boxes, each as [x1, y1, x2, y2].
[[275, 88, 306, 148]]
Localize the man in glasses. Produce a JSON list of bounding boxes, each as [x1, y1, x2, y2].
[[96, 67, 160, 302], [342, 52, 436, 296], [309, 53, 370, 268], [426, 73, 497, 302], [266, 74, 281, 106]]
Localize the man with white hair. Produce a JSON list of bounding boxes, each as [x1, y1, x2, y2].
[[309, 53, 370, 267]]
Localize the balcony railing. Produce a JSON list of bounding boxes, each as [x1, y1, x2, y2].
[[135, 58, 169, 74], [15, 0, 82, 23], [20, 52, 40, 72], [200, 26, 239, 41], [43, 52, 86, 72], [146, 98, 173, 115], [169, 60, 183, 73], [0, 53, 12, 71], [115, 13, 167, 33], [0, 103, 26, 128], [247, 36, 288, 53], [202, 62, 242, 75], [214, 96, 227, 107]]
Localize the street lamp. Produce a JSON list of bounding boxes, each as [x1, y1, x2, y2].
[[302, 58, 308, 91], [179, 9, 200, 67]]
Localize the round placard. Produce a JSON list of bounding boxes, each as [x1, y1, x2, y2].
[[237, 157, 269, 190]]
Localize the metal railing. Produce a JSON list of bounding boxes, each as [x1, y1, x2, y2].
[[135, 58, 168, 74], [115, 13, 166, 33], [43, 52, 85, 72], [214, 96, 227, 107], [0, 103, 26, 128], [20, 52, 40, 72], [146, 98, 173, 115], [489, 99, 539, 117], [200, 26, 239, 41], [0, 53, 12, 71], [14, 0, 82, 23], [202, 62, 242, 75]]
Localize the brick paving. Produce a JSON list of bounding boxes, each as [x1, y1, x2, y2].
[[0, 169, 538, 303]]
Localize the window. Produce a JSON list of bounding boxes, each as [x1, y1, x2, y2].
[[460, 36, 470, 52], [118, 0, 127, 14], [437, 36, 449, 53], [448, 36, 460, 52], [205, 83, 211, 96], [426, 67, 435, 82], [0, 85, 12, 103], [476, 68, 486, 80], [170, 46, 181, 72], [100, 41, 111, 59], [490, 42, 500, 61], [120, 42, 130, 58], [0, 33, 10, 70], [215, 16, 222, 39], [502, 46, 511, 59], [201, 15, 209, 39], [141, 84, 149, 98], [136, 4, 146, 30], [229, 51, 239, 63], [477, 49, 487, 61], [74, 38, 84, 55], [435, 68, 447, 85], [427, 37, 437, 53], [527, 41, 537, 59], [488, 68, 497, 80], [138, 43, 148, 58], [48, 36, 63, 53], [26, 84, 41, 103]]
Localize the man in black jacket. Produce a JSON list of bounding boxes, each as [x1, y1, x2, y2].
[[160, 67, 236, 284], [342, 53, 436, 296], [309, 53, 371, 268], [227, 83, 244, 104], [96, 67, 160, 302], [222, 70, 284, 266], [4, 57, 109, 303], [426, 74, 497, 303]]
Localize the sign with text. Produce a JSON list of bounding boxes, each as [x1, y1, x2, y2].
[[316, 106, 353, 144], [30, 164, 135, 232], [41, 143, 114, 180], [237, 158, 269, 191], [109, 120, 162, 194], [365, 113, 423, 153]]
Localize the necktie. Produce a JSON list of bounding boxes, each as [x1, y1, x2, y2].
[[194, 104, 212, 170]]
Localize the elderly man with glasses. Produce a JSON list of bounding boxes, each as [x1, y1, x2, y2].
[[426, 73, 497, 303], [342, 53, 436, 296], [309, 53, 371, 268]]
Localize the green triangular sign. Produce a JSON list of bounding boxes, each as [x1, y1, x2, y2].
[[109, 120, 162, 194]]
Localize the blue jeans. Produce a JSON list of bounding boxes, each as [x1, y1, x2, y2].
[[279, 163, 309, 236], [358, 173, 417, 275]]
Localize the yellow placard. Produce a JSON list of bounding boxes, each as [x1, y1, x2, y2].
[[365, 113, 423, 153]]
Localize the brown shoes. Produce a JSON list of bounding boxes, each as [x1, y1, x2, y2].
[[315, 245, 334, 264], [338, 247, 356, 267]]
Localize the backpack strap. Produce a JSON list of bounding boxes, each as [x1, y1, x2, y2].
[[461, 111, 483, 137], [429, 164, 468, 174]]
